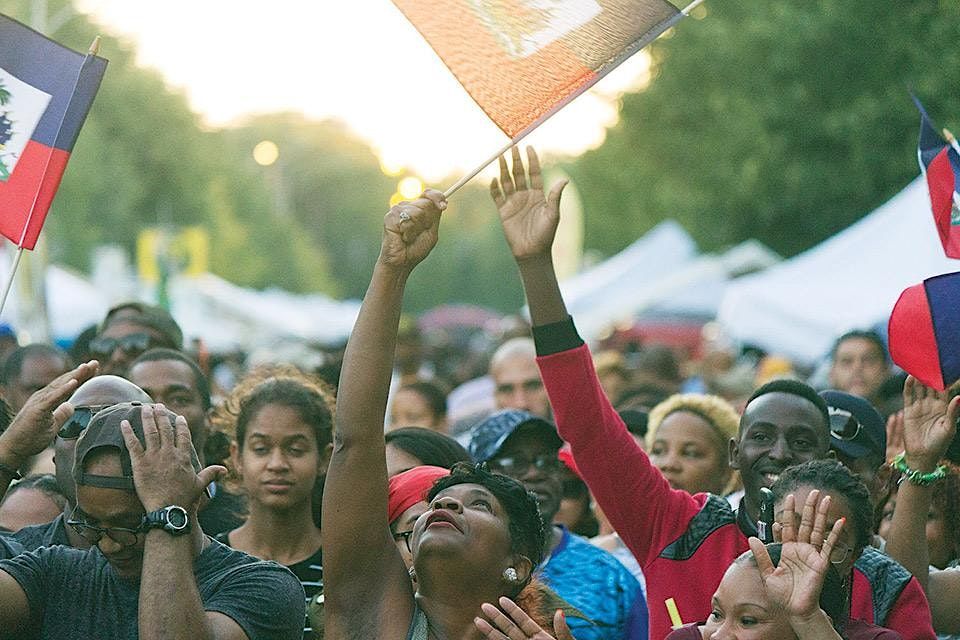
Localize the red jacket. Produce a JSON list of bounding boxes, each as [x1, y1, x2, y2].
[[535, 326, 934, 640]]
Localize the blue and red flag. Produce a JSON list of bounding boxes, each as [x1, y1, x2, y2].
[[913, 95, 960, 259], [0, 14, 107, 249], [889, 271, 960, 392]]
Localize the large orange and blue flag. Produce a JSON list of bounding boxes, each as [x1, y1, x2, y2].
[[914, 95, 960, 259], [0, 14, 107, 249], [391, 0, 688, 140]]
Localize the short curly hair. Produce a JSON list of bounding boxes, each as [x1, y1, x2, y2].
[[770, 459, 873, 552], [646, 393, 740, 450], [427, 462, 546, 590]]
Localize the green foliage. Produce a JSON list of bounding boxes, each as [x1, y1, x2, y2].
[[568, 0, 960, 258]]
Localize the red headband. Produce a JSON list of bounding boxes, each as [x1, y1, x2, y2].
[[388, 465, 450, 524]]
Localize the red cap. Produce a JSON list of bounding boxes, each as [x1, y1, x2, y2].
[[388, 465, 450, 524]]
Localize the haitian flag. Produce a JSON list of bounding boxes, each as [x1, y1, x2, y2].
[[0, 14, 107, 249], [391, 0, 687, 139], [913, 96, 960, 259], [889, 271, 960, 392]]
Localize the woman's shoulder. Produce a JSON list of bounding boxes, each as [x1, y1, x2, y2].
[[664, 623, 703, 640]]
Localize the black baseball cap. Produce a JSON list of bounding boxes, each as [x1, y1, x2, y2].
[[819, 390, 886, 461]]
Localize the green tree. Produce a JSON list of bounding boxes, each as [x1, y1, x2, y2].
[[568, 0, 960, 258]]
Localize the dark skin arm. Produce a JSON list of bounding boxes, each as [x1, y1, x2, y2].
[[120, 404, 236, 640], [322, 190, 445, 640], [0, 361, 98, 497], [883, 376, 960, 631]]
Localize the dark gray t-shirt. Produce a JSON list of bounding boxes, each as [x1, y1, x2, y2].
[[0, 537, 305, 640]]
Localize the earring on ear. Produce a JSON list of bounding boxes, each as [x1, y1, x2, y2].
[[503, 567, 519, 582]]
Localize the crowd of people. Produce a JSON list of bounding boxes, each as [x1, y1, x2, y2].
[[0, 148, 957, 639]]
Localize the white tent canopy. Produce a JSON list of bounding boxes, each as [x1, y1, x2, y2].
[[717, 177, 960, 364]]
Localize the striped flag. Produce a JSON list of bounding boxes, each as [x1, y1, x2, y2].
[[0, 14, 107, 249], [913, 95, 960, 259], [392, 0, 687, 140]]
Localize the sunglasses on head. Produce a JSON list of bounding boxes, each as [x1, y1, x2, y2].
[[828, 407, 862, 441], [88, 333, 165, 359], [57, 404, 113, 440]]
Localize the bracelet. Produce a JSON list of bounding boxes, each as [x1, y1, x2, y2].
[[0, 461, 22, 481], [892, 452, 947, 486]]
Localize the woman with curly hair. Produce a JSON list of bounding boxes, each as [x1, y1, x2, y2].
[[214, 366, 335, 640], [322, 190, 572, 640], [646, 393, 740, 496]]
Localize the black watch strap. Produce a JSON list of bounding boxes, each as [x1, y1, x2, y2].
[[143, 505, 191, 536]]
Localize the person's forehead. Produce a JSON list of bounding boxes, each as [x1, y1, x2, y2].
[[76, 486, 144, 524], [743, 392, 824, 430], [69, 376, 151, 406], [17, 354, 68, 381], [246, 404, 314, 437], [835, 337, 884, 360], [99, 320, 162, 340], [496, 426, 559, 456], [775, 485, 853, 524], [128, 359, 198, 394], [656, 410, 716, 440], [491, 354, 539, 382]]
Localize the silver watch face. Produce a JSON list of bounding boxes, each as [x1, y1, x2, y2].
[[165, 507, 189, 530]]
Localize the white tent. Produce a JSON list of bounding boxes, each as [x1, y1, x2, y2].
[[717, 178, 960, 364]]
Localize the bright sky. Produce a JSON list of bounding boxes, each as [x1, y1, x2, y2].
[[73, 0, 656, 182]]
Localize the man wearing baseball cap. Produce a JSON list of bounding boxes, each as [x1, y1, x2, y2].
[[468, 409, 648, 640], [0, 401, 304, 639], [820, 389, 888, 504]]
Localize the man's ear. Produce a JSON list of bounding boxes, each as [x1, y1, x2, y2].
[[728, 436, 741, 470]]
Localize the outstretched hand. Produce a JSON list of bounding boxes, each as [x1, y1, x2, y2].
[[379, 189, 446, 272], [902, 375, 960, 470], [491, 146, 567, 263], [751, 490, 844, 621], [474, 597, 574, 640], [0, 360, 99, 465]]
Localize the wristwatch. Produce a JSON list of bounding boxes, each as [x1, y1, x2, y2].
[[142, 505, 191, 536]]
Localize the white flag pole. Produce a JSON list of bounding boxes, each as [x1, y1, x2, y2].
[[442, 0, 707, 199], [0, 35, 102, 321]]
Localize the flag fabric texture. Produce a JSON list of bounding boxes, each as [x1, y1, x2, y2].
[[888, 271, 960, 392], [391, 0, 682, 139], [0, 14, 107, 249], [913, 96, 960, 259]]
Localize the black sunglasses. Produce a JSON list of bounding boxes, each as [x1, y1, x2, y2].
[[88, 333, 166, 359], [828, 407, 862, 441], [66, 505, 147, 547], [58, 404, 112, 440]]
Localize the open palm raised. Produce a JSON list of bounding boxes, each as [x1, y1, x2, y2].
[[490, 147, 568, 262]]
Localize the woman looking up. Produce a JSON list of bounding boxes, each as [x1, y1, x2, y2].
[[323, 190, 563, 640], [215, 368, 335, 640]]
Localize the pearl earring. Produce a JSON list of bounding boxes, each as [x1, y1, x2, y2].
[[503, 567, 518, 582]]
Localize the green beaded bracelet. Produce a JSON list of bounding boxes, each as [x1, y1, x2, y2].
[[892, 452, 947, 486]]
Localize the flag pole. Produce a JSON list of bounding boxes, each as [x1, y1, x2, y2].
[[442, 0, 707, 199], [0, 35, 102, 321]]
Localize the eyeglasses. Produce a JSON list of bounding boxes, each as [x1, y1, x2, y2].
[[829, 540, 853, 565], [393, 530, 414, 553], [88, 333, 165, 359], [828, 407, 862, 441], [66, 506, 147, 547], [489, 454, 560, 476], [57, 404, 112, 440]]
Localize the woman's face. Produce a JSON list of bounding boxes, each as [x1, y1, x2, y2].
[[879, 489, 956, 569], [776, 485, 859, 577], [235, 403, 324, 510], [390, 389, 443, 431], [392, 502, 429, 571], [701, 562, 797, 640], [410, 482, 515, 576], [649, 411, 730, 495]]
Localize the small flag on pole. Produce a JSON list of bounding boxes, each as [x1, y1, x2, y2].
[[913, 95, 960, 259], [391, 0, 687, 140], [0, 14, 107, 249]]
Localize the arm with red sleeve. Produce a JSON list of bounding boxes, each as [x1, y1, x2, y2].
[[533, 318, 705, 566]]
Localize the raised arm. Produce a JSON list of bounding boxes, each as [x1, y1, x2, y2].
[[0, 361, 98, 497], [491, 148, 702, 566], [323, 191, 445, 636]]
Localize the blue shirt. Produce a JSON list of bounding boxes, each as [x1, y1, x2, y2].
[[539, 526, 648, 640]]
